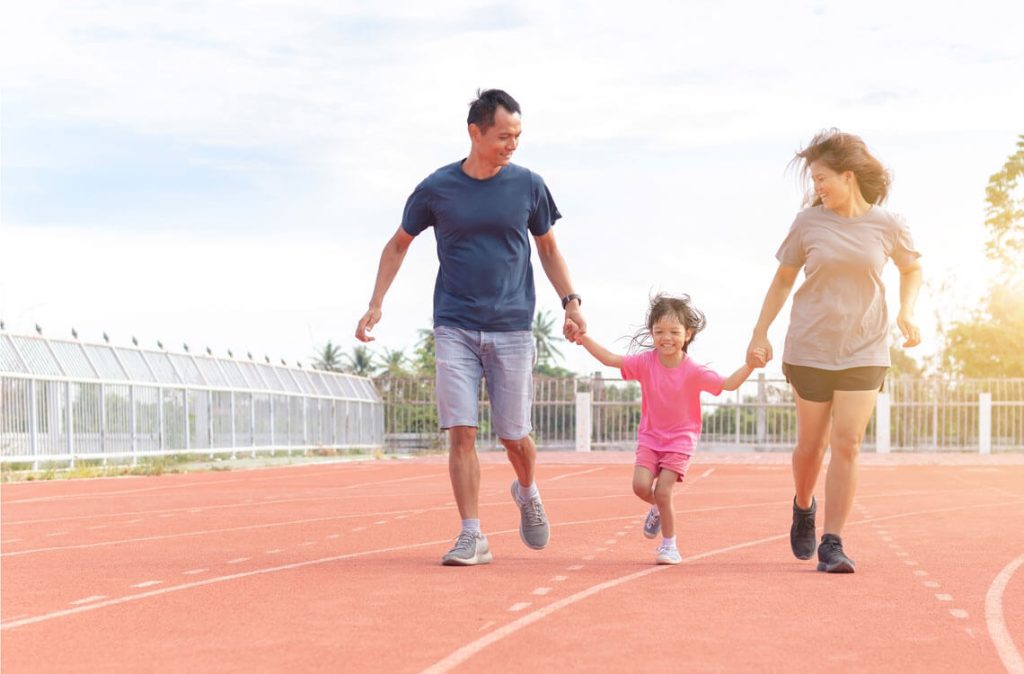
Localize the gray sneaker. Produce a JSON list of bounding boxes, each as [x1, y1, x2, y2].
[[441, 530, 492, 566], [643, 506, 661, 539], [511, 480, 550, 550]]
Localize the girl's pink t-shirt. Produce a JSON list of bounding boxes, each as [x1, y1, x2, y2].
[[620, 350, 725, 454]]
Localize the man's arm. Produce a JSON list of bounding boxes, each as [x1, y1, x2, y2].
[[355, 226, 415, 342], [533, 229, 586, 341]]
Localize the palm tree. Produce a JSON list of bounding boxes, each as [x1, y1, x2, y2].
[[533, 310, 564, 369], [343, 345, 378, 377], [312, 340, 345, 372], [413, 328, 435, 374], [380, 347, 409, 376]]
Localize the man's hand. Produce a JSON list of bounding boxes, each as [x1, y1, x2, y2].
[[355, 307, 382, 343]]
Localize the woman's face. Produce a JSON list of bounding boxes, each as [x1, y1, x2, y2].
[[810, 160, 853, 210]]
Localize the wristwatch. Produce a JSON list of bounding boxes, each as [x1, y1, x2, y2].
[[561, 293, 582, 309]]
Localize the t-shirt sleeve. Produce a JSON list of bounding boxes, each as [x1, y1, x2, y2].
[[774, 215, 805, 268], [620, 353, 643, 382], [696, 364, 725, 396], [528, 173, 562, 236], [887, 213, 922, 269], [400, 181, 435, 237]]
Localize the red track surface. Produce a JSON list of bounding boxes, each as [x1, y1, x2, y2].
[[2, 452, 1023, 673]]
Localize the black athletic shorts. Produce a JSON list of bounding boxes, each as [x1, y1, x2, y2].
[[782, 363, 888, 403]]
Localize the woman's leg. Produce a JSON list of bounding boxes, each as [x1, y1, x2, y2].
[[823, 389, 877, 535], [792, 390, 833, 508]]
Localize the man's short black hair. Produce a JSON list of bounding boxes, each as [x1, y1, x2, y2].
[[467, 89, 521, 131]]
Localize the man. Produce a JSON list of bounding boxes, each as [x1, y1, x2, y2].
[[355, 89, 586, 566]]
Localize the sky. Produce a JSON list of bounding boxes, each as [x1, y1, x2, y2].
[[2, 1, 1022, 379]]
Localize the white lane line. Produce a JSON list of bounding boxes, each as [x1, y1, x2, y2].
[[615, 532, 627, 537], [225, 557, 250, 565], [603, 540, 617, 545], [913, 570, 929, 577], [924, 581, 941, 588], [698, 468, 715, 479], [478, 621, 496, 632], [300, 542, 316, 547], [935, 594, 953, 601], [904, 560, 919, 566], [326, 534, 340, 539], [46, 532, 70, 537], [375, 520, 388, 525], [183, 569, 206, 575], [567, 565, 584, 571], [950, 609, 969, 619], [985, 553, 1024, 674], [69, 596, 106, 606], [549, 467, 605, 482], [508, 603, 531, 612], [1, 536, 453, 630], [1, 539, 23, 544], [352, 527, 367, 532], [532, 588, 551, 596], [265, 549, 284, 554], [131, 581, 163, 589], [420, 499, 1024, 674], [582, 555, 595, 560], [551, 576, 568, 582], [124, 519, 144, 525]]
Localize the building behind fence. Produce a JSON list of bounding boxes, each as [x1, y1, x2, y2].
[[0, 331, 383, 467], [378, 374, 1024, 453]]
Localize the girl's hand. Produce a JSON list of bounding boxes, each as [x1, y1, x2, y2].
[[897, 310, 921, 347]]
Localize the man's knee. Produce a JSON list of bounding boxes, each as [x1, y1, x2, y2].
[[448, 427, 477, 454]]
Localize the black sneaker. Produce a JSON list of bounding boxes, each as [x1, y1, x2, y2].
[[790, 496, 817, 560], [816, 533, 856, 573]]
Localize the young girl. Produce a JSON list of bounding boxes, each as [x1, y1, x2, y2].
[[576, 294, 765, 564]]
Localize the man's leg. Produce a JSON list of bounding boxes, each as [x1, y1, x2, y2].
[[449, 426, 480, 519], [502, 434, 536, 489]]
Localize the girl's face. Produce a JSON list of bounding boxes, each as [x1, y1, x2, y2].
[[651, 313, 692, 362], [810, 160, 853, 211]]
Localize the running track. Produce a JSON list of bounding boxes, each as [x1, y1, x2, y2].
[[2, 452, 1023, 673]]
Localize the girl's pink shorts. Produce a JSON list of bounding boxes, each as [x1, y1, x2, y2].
[[635, 446, 692, 482]]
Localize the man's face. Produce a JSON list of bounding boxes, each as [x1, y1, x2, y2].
[[470, 106, 521, 167]]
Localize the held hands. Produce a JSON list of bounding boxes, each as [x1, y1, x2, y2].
[[564, 307, 586, 343], [746, 335, 772, 368], [355, 307, 382, 343], [748, 347, 768, 369], [897, 310, 921, 348]]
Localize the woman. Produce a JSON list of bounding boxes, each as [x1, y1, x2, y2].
[[746, 129, 923, 573]]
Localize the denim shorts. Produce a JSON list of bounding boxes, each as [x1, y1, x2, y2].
[[434, 326, 535, 440]]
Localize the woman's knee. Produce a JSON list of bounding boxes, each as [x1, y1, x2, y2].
[[831, 430, 863, 459]]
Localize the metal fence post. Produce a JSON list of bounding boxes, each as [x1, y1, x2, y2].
[[756, 373, 767, 448], [65, 381, 75, 468], [575, 390, 592, 452], [979, 392, 992, 455], [28, 379, 38, 470], [876, 392, 891, 454]]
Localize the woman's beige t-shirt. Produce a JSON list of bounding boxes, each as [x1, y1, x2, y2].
[[776, 205, 921, 370]]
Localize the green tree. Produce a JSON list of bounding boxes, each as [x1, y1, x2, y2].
[[942, 135, 1024, 376], [532, 310, 564, 371], [343, 345, 378, 377], [312, 340, 345, 372], [379, 348, 409, 376], [412, 328, 435, 374]]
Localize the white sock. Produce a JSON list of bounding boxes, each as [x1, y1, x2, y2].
[[462, 518, 481, 535], [518, 481, 540, 501], [662, 536, 676, 549]]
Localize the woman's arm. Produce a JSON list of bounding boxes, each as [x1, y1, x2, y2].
[[896, 259, 923, 347], [746, 264, 800, 365]]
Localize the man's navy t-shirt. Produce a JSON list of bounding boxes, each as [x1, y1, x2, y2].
[[401, 160, 561, 332]]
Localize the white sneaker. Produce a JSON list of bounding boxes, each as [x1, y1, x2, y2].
[[655, 545, 682, 565], [441, 531, 493, 566]]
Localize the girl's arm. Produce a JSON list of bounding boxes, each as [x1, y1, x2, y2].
[[578, 335, 625, 369]]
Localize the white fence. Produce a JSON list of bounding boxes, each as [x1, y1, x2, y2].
[[377, 374, 1024, 453], [0, 332, 384, 467]]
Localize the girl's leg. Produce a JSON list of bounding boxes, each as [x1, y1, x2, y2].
[[654, 469, 680, 538], [792, 390, 832, 509], [632, 466, 657, 505], [823, 389, 877, 535]]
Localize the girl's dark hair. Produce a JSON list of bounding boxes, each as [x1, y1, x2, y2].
[[467, 88, 521, 131], [791, 128, 891, 207], [630, 293, 707, 353]]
